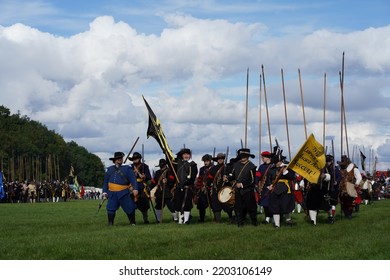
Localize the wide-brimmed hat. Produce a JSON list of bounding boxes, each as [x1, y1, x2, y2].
[[128, 152, 142, 161], [201, 154, 213, 161], [236, 148, 255, 159], [326, 154, 334, 162], [177, 148, 191, 158], [155, 159, 167, 167], [337, 155, 350, 168], [212, 153, 226, 161], [109, 151, 125, 161]]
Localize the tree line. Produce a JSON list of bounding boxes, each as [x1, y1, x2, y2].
[[0, 105, 105, 187]]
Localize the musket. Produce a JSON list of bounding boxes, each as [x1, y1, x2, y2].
[[124, 137, 140, 164], [225, 146, 229, 165]]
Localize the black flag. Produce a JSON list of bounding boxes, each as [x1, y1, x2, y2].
[[142, 96, 175, 162], [360, 150, 366, 171]]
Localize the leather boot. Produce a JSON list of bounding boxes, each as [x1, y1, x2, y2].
[[127, 212, 136, 226], [108, 213, 115, 226], [214, 211, 221, 223], [142, 211, 149, 224]]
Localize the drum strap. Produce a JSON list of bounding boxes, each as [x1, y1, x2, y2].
[[213, 165, 225, 189], [236, 162, 250, 186]]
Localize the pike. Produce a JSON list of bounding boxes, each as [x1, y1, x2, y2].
[[262, 65, 272, 151], [281, 68, 291, 160]]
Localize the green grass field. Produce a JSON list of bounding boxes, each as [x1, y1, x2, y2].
[[0, 199, 389, 260]]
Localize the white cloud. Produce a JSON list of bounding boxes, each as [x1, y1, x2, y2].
[[1, 15, 390, 171]]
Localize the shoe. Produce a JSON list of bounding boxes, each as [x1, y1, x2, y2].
[[144, 220, 150, 224], [329, 217, 334, 224], [311, 220, 316, 226], [237, 223, 244, 228], [286, 220, 293, 227], [274, 225, 280, 228], [261, 220, 270, 224]]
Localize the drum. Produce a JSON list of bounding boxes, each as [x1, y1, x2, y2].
[[218, 187, 235, 206], [346, 182, 357, 198]]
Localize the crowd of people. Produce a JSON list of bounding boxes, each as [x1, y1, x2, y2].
[[102, 147, 389, 227], [0, 179, 101, 203]]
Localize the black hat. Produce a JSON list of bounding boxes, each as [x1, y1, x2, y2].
[[212, 153, 226, 161], [155, 159, 167, 167], [202, 154, 213, 161], [337, 155, 350, 168], [326, 154, 334, 162], [109, 151, 125, 162], [236, 148, 255, 159], [177, 148, 191, 158], [271, 153, 286, 164], [128, 152, 142, 161]]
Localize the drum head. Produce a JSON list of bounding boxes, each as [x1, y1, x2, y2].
[[218, 187, 232, 203]]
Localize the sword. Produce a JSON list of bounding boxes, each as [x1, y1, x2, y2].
[[96, 197, 106, 215]]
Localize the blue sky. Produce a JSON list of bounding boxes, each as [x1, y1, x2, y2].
[[2, 0, 389, 36], [1, 0, 390, 172]]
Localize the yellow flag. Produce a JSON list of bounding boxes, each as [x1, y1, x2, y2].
[[287, 134, 326, 184]]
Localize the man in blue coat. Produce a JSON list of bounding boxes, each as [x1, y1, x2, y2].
[[102, 152, 138, 226]]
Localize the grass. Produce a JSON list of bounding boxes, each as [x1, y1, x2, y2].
[[0, 199, 389, 260]]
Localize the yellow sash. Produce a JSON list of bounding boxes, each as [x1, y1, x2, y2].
[[278, 179, 291, 194], [108, 182, 129, 192]]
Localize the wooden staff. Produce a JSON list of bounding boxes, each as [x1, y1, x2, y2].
[[261, 65, 272, 151], [298, 68, 308, 139], [258, 73, 262, 166], [339, 71, 350, 158], [281, 69, 291, 160], [244, 67, 249, 148], [323, 73, 327, 148]]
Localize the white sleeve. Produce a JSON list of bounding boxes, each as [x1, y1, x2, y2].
[[354, 168, 362, 185], [323, 173, 331, 182]]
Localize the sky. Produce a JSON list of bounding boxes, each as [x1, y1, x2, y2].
[[1, 0, 390, 174]]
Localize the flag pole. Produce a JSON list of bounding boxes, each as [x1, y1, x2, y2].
[[298, 68, 308, 139], [281, 68, 291, 160], [262, 65, 272, 151]]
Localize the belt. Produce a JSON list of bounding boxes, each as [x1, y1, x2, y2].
[[108, 182, 130, 192]]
